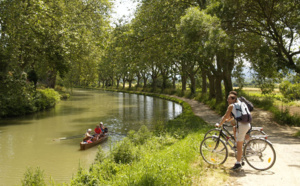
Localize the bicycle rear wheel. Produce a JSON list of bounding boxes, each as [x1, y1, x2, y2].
[[200, 136, 228, 165], [244, 138, 276, 171]]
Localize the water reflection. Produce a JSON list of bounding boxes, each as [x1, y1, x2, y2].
[[116, 93, 182, 131]]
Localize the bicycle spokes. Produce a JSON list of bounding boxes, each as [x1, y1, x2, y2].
[[200, 136, 228, 165], [244, 139, 276, 171]]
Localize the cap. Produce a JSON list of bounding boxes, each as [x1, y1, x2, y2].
[[87, 129, 92, 132]]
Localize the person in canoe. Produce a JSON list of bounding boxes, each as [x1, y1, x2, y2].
[[100, 122, 108, 135], [94, 125, 102, 139], [83, 129, 95, 143]]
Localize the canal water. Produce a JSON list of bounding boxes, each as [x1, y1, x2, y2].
[[0, 89, 182, 185]]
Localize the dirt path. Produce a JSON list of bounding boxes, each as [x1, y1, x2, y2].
[[172, 96, 300, 186]]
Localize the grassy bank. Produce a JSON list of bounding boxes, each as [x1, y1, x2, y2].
[[21, 88, 229, 186]]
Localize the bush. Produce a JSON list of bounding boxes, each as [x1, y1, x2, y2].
[[34, 88, 60, 110], [0, 77, 61, 117], [21, 167, 46, 186], [279, 81, 300, 100], [127, 125, 152, 145], [111, 138, 140, 164], [0, 74, 36, 117], [94, 145, 106, 163]]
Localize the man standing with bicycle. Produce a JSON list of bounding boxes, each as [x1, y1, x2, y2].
[[216, 93, 251, 170]]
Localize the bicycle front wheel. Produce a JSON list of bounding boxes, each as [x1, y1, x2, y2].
[[244, 138, 276, 171], [204, 128, 221, 139], [200, 136, 228, 165]]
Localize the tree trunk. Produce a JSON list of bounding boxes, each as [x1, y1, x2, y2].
[[143, 76, 147, 90], [122, 78, 126, 89], [46, 69, 57, 88], [207, 72, 215, 99], [128, 80, 132, 89], [110, 76, 114, 87], [201, 69, 207, 94], [215, 74, 223, 103], [162, 74, 168, 91], [116, 79, 120, 88], [189, 73, 196, 95], [151, 74, 157, 91], [172, 76, 176, 89], [181, 73, 187, 93], [215, 54, 224, 103], [136, 76, 141, 88], [222, 46, 234, 96]]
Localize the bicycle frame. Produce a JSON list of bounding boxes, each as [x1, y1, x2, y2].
[[214, 125, 236, 151]]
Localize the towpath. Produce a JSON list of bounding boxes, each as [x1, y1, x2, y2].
[[172, 96, 300, 186]]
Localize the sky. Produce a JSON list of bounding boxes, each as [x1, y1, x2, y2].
[[110, 0, 138, 24]]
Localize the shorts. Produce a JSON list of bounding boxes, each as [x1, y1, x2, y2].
[[246, 124, 252, 134], [236, 122, 251, 142]]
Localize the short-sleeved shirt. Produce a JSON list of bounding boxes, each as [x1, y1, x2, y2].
[[94, 128, 101, 134], [85, 132, 92, 138]]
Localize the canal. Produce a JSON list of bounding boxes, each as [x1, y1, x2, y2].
[[0, 89, 182, 185]]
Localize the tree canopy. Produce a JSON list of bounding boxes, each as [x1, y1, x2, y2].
[[1, 0, 299, 117]]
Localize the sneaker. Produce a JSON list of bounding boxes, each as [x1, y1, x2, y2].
[[230, 163, 242, 170]]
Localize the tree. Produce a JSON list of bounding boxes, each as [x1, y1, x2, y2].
[[178, 7, 229, 101], [225, 0, 300, 74]]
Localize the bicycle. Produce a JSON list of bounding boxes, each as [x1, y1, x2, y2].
[[203, 124, 267, 150], [200, 124, 276, 171]]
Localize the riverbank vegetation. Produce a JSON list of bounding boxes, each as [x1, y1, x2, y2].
[[21, 95, 229, 185], [0, 85, 62, 118]]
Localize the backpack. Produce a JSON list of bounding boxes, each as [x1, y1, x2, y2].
[[238, 96, 254, 112], [233, 101, 252, 123]]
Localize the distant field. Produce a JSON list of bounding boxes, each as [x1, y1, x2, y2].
[[237, 87, 300, 116], [234, 87, 280, 93]]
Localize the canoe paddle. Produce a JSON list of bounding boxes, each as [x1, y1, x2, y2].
[[53, 131, 126, 141], [53, 134, 84, 141]]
